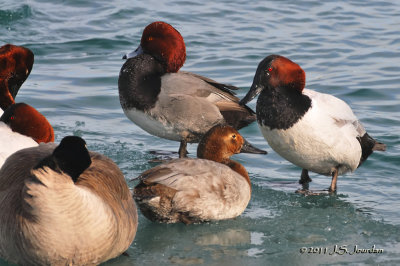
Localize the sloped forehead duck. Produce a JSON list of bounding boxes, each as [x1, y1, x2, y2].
[[0, 44, 34, 113], [119, 21, 257, 157], [240, 55, 386, 194], [133, 124, 266, 224], [0, 45, 54, 167]]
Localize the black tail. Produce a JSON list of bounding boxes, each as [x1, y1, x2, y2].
[[357, 133, 386, 167]]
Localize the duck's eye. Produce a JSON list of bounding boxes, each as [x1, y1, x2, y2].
[[148, 36, 154, 41], [268, 67, 272, 72], [10, 116, 15, 120], [232, 134, 236, 140]]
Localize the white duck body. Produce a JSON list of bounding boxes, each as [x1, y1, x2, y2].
[[135, 158, 251, 223], [0, 143, 137, 265], [0, 122, 38, 168], [259, 89, 364, 176]]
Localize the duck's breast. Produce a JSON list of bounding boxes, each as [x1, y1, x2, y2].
[[260, 90, 362, 175]]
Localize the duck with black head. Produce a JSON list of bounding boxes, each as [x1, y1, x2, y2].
[[133, 124, 266, 224], [119, 22, 257, 158], [240, 55, 386, 194], [0, 136, 138, 265]]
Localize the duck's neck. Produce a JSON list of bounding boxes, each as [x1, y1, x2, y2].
[[256, 86, 311, 130], [118, 54, 165, 112], [221, 158, 251, 190], [0, 80, 14, 111]]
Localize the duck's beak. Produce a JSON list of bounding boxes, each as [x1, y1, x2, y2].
[[122, 45, 144, 60], [239, 84, 264, 105], [240, 139, 267, 154]]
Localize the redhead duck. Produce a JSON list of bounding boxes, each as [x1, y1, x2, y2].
[[0, 44, 34, 114], [0, 136, 138, 265], [0, 103, 54, 167], [133, 125, 266, 224], [0, 44, 54, 167], [240, 55, 386, 193], [119, 21, 256, 157]]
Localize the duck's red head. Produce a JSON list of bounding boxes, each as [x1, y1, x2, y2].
[[240, 55, 306, 105], [267, 55, 306, 92], [0, 44, 34, 110], [197, 125, 246, 163], [0, 103, 54, 143], [140, 21, 186, 73]]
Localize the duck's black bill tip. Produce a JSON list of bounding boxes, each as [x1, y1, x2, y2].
[[240, 139, 267, 154]]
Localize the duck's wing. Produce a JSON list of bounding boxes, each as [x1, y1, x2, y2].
[[134, 158, 250, 223], [304, 89, 366, 136], [159, 72, 255, 129]]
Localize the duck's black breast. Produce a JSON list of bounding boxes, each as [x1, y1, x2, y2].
[[118, 54, 165, 112], [256, 87, 312, 130]]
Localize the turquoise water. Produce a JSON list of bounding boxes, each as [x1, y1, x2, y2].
[[1, 0, 400, 265]]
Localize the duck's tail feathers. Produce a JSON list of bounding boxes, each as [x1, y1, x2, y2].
[[372, 141, 386, 151], [357, 133, 386, 167]]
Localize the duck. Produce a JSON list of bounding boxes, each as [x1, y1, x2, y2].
[[239, 55, 386, 193], [0, 43, 34, 115], [0, 103, 54, 167], [0, 136, 138, 265], [119, 21, 256, 158], [0, 44, 54, 167], [133, 124, 267, 224]]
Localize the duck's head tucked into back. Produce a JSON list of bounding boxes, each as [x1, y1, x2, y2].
[[34, 136, 91, 182], [0, 136, 138, 265], [0, 44, 34, 111], [0, 102, 54, 143], [123, 21, 186, 73]]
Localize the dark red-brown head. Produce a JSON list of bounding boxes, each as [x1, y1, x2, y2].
[[0, 44, 34, 110], [197, 125, 265, 184], [123, 21, 186, 73], [240, 55, 306, 105], [0, 103, 54, 143]]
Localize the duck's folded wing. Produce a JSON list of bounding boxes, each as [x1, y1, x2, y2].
[[135, 158, 248, 212], [304, 89, 366, 136], [159, 72, 256, 129], [161, 71, 239, 103]]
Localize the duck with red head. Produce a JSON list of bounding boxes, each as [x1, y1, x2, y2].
[[0, 44, 54, 168], [240, 55, 386, 194], [119, 21, 257, 158], [0, 103, 54, 168], [133, 124, 266, 224], [0, 44, 34, 113]]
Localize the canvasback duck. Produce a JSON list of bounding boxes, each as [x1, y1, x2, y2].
[[0, 44, 54, 167], [119, 21, 256, 157], [0, 136, 138, 265], [133, 125, 266, 224], [0, 44, 34, 114], [0, 103, 54, 168], [240, 55, 386, 193]]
